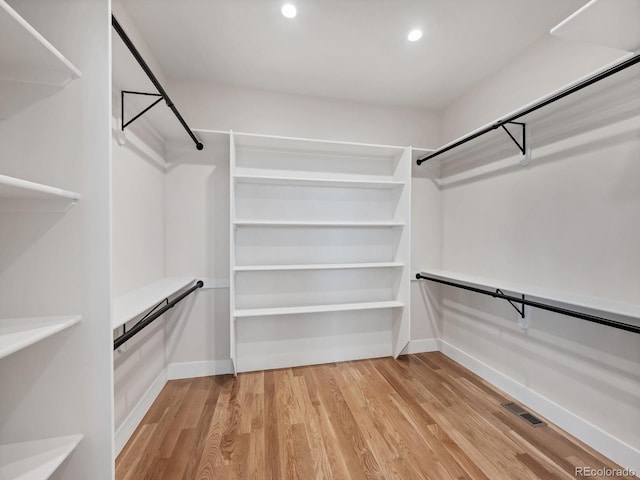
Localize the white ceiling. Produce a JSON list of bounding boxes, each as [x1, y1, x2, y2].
[[120, 0, 587, 110]]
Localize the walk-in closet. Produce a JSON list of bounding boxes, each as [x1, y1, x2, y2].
[[1, 0, 639, 479]]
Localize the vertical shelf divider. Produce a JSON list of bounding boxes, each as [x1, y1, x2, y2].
[[229, 131, 238, 376]]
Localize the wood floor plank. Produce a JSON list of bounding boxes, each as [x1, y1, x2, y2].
[[263, 370, 283, 480], [311, 364, 385, 480], [230, 432, 250, 479], [426, 422, 491, 480], [115, 423, 157, 480], [332, 364, 408, 480], [220, 375, 241, 464], [516, 452, 566, 480], [247, 418, 266, 480], [181, 378, 225, 479], [293, 374, 333, 479], [351, 361, 454, 477], [194, 376, 234, 479], [301, 367, 351, 480], [116, 354, 637, 480], [164, 428, 198, 479]]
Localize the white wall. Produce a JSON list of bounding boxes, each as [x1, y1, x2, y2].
[[410, 162, 442, 342], [111, 134, 168, 448], [161, 83, 440, 373], [164, 151, 231, 369], [426, 36, 640, 471], [111, 138, 165, 297], [169, 79, 439, 148], [441, 36, 627, 143]]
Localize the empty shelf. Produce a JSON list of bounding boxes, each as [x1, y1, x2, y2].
[[234, 262, 404, 272], [0, 1, 81, 120], [233, 174, 404, 189], [234, 301, 404, 318], [0, 174, 81, 211], [551, 0, 640, 52], [234, 220, 405, 228], [112, 277, 196, 330], [0, 316, 82, 360], [420, 269, 640, 321], [0, 434, 82, 480]]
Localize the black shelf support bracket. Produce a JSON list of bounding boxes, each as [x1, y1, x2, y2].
[[417, 53, 640, 166], [113, 280, 204, 350], [415, 273, 640, 335], [500, 121, 526, 156], [112, 14, 204, 150], [496, 288, 525, 319], [120, 90, 163, 131]]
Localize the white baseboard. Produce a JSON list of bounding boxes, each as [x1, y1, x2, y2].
[[114, 369, 167, 457], [402, 338, 439, 354], [237, 343, 391, 373], [167, 359, 234, 380], [438, 339, 640, 473]]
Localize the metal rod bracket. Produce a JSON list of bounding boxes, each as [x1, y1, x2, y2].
[[496, 289, 525, 318], [497, 288, 529, 329], [120, 90, 163, 131], [500, 121, 530, 166]]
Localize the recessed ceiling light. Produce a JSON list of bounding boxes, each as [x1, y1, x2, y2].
[[282, 4, 297, 18], [407, 29, 423, 42]]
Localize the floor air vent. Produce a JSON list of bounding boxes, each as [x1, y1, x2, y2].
[[502, 402, 547, 427]]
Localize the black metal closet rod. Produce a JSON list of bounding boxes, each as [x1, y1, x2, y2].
[[113, 280, 204, 350], [417, 53, 640, 165], [415, 274, 640, 335], [111, 15, 204, 151]]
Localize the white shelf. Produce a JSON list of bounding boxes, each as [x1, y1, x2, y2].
[[112, 277, 196, 330], [234, 220, 405, 228], [0, 316, 81, 360], [234, 262, 403, 272], [234, 300, 404, 318], [0, 0, 81, 120], [420, 269, 640, 322], [551, 0, 640, 52], [233, 174, 404, 189], [0, 174, 81, 211], [0, 434, 82, 480], [234, 131, 406, 158]]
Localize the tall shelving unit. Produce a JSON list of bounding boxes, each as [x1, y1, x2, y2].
[[230, 132, 411, 374], [0, 1, 113, 479]]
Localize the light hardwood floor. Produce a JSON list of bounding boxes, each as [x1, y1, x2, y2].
[[116, 353, 637, 479]]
